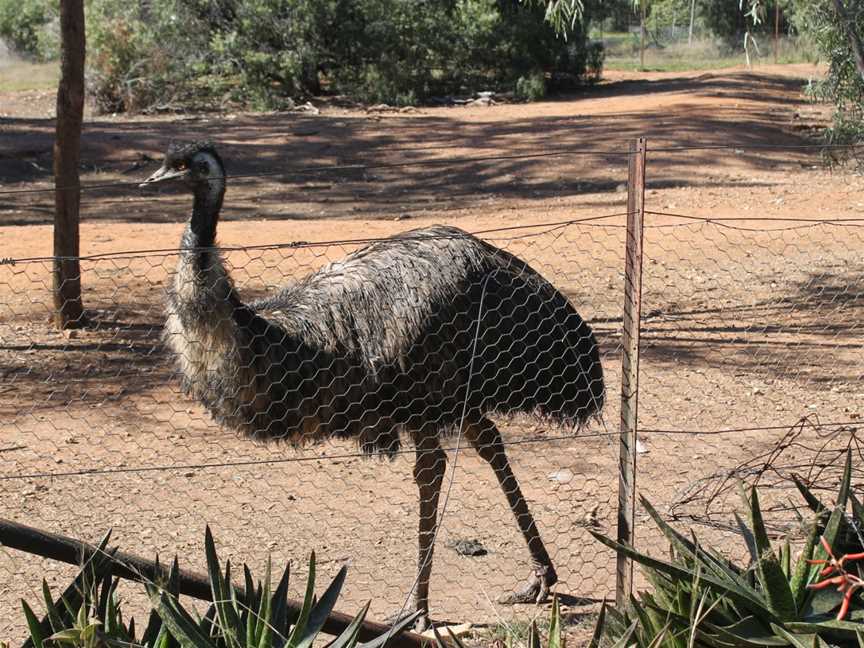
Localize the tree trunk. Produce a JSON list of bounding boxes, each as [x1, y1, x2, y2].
[[688, 0, 696, 46], [53, 0, 86, 329], [832, 0, 864, 83]]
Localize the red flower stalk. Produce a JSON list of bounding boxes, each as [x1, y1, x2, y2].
[[806, 536, 864, 621]]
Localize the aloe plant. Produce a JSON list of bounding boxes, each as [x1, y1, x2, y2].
[[17, 527, 415, 648], [146, 526, 419, 648], [20, 531, 184, 648], [592, 449, 864, 647]]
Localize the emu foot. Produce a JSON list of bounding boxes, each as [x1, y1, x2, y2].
[[497, 565, 558, 605]]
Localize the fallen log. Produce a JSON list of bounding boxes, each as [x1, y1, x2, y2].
[[0, 517, 423, 648]]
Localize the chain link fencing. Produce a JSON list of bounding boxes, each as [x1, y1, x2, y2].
[[1, 142, 863, 643]]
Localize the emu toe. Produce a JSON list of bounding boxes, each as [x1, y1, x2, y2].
[[497, 566, 557, 605]]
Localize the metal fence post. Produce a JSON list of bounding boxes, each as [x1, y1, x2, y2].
[[616, 137, 647, 607]]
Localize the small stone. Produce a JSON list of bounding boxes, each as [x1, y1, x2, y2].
[[548, 468, 573, 483], [447, 538, 487, 557]]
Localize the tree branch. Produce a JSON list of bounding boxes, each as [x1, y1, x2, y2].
[[832, 0, 864, 83]]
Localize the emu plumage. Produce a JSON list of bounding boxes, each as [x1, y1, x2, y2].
[[145, 141, 605, 630]]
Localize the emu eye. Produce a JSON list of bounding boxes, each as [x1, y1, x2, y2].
[[176, 162, 187, 171]]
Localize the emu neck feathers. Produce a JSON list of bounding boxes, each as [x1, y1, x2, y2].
[[185, 178, 225, 250]]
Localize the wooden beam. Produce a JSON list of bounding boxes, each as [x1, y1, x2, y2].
[[616, 137, 647, 608]]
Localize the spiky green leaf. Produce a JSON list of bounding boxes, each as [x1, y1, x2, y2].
[[147, 583, 214, 648], [291, 563, 348, 648], [746, 487, 796, 620]]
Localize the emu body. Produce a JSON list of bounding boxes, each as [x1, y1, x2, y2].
[[146, 142, 605, 629]]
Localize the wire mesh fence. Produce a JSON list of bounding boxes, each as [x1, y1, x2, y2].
[[1, 140, 863, 643]]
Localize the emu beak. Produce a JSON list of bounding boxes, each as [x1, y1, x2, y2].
[[139, 165, 188, 187]]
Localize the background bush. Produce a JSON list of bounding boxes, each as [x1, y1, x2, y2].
[[2, 0, 599, 112], [0, 0, 57, 61], [789, 0, 864, 147]]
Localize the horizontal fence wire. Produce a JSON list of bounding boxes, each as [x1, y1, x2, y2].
[[2, 142, 863, 643], [2, 139, 863, 197]]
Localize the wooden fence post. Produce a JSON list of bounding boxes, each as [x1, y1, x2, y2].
[[616, 137, 647, 607], [53, 0, 86, 329]]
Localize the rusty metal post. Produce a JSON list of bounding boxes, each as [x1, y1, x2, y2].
[[616, 137, 646, 607]]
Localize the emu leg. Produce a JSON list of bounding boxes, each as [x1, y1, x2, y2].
[[466, 418, 557, 605], [412, 436, 447, 631]]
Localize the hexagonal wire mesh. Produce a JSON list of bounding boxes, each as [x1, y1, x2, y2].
[[1, 142, 863, 643], [0, 213, 626, 641], [633, 214, 864, 572]]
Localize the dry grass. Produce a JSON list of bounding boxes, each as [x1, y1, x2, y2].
[[0, 61, 58, 92]]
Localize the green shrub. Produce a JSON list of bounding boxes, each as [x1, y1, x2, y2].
[[790, 0, 864, 151], [81, 0, 602, 112], [592, 450, 864, 647], [19, 527, 417, 648], [0, 0, 57, 61], [515, 72, 547, 101]]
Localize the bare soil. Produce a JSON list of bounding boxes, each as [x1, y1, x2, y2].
[[1, 64, 863, 644]]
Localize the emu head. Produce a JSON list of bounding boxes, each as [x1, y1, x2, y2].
[[140, 141, 225, 189]]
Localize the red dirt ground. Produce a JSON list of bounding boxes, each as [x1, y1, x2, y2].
[[1, 64, 863, 644]]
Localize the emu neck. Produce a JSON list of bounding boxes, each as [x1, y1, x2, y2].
[[174, 176, 233, 309], [185, 179, 224, 250]]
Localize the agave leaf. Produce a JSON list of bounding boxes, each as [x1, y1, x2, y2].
[[271, 562, 292, 644], [857, 630, 864, 648], [745, 487, 796, 621], [204, 526, 240, 646], [640, 598, 773, 648], [95, 572, 112, 621], [41, 580, 65, 634], [630, 594, 662, 643], [791, 513, 825, 612], [734, 512, 759, 568], [105, 584, 118, 636], [546, 595, 561, 648], [792, 475, 828, 516], [46, 629, 81, 644], [147, 583, 213, 648], [587, 599, 607, 648], [708, 616, 784, 646], [849, 490, 864, 534], [607, 620, 638, 648], [769, 624, 822, 648], [243, 564, 256, 615], [527, 621, 540, 648], [355, 610, 421, 648], [22, 600, 46, 648], [816, 452, 853, 566], [256, 558, 274, 648], [291, 563, 348, 648], [590, 531, 772, 618], [286, 553, 318, 648], [642, 497, 744, 583], [786, 618, 864, 643], [323, 601, 369, 648]]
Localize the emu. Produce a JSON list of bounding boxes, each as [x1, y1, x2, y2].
[[142, 141, 604, 630]]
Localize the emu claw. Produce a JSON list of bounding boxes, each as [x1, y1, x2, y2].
[[498, 566, 556, 605]]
